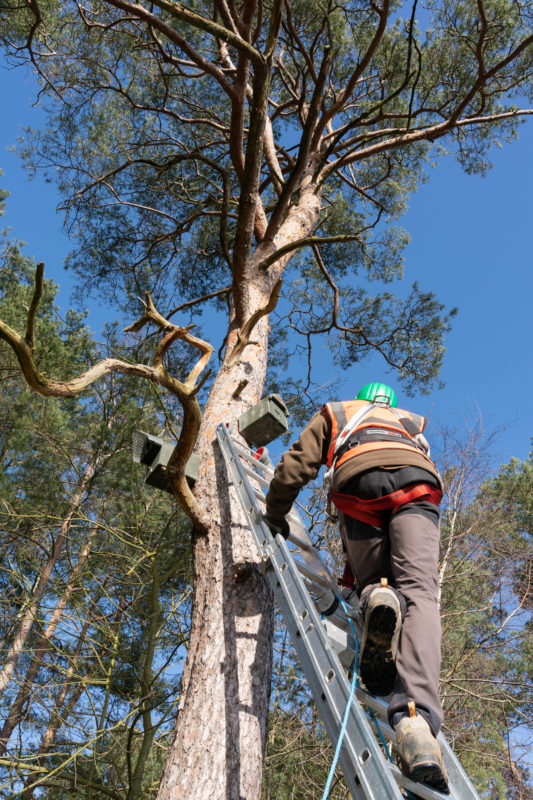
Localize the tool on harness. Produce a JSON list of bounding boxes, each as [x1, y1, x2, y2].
[[329, 483, 443, 528]]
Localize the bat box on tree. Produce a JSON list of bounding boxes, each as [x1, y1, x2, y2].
[[131, 430, 199, 494], [237, 394, 289, 447]]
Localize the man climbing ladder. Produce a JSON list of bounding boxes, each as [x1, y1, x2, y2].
[[264, 382, 449, 794]]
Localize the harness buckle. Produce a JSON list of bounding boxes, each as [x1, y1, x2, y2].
[[326, 494, 338, 521]]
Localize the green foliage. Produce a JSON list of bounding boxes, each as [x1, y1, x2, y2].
[[0, 0, 502, 388], [438, 434, 532, 797], [0, 236, 192, 799], [0, 1, 532, 795]]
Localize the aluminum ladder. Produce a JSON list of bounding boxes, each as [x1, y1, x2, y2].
[[216, 423, 480, 800]]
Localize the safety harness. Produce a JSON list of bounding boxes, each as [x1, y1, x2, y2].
[[325, 401, 442, 533], [323, 402, 377, 486], [330, 483, 443, 528]]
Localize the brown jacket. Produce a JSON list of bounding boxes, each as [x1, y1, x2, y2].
[[265, 405, 442, 518]]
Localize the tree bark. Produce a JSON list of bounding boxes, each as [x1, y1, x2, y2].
[[157, 178, 321, 800]]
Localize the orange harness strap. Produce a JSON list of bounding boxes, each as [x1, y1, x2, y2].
[[330, 483, 443, 528]]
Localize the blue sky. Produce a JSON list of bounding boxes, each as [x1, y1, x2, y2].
[[1, 63, 532, 468]]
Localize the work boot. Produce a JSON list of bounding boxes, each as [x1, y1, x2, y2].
[[358, 581, 401, 696], [395, 713, 449, 794]]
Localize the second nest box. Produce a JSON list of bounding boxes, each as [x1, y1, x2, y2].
[[237, 394, 290, 447]]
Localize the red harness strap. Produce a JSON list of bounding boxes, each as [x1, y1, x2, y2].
[[339, 561, 356, 589], [330, 483, 443, 528]]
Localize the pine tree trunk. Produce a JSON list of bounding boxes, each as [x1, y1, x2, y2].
[[157, 322, 274, 799], [157, 182, 321, 799]]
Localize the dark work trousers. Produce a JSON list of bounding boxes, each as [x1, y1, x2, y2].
[[339, 466, 443, 735]]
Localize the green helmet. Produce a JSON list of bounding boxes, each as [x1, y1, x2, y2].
[[356, 382, 397, 408]]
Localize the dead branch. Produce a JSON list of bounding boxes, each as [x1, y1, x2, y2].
[[0, 266, 214, 535], [24, 261, 44, 351], [167, 286, 233, 319]]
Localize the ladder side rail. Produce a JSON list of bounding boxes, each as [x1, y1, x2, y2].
[[231, 438, 333, 565], [389, 765, 451, 800], [437, 736, 480, 799], [217, 425, 404, 800], [225, 430, 338, 602], [269, 538, 404, 800], [248, 485, 318, 554], [219, 426, 481, 800], [231, 437, 326, 547], [234, 437, 338, 589]]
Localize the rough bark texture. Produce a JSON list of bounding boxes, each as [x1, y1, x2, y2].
[[157, 183, 321, 799], [158, 314, 273, 800]]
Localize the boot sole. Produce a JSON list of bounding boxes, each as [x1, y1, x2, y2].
[[408, 760, 450, 795], [359, 604, 398, 696]]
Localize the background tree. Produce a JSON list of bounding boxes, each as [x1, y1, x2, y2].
[[436, 425, 531, 798], [0, 1, 532, 797], [0, 239, 193, 799]]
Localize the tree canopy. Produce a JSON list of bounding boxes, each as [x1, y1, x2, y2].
[[0, 1, 532, 797], [6, 0, 532, 397]]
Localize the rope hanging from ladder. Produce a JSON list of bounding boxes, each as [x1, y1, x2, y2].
[[321, 595, 359, 800]]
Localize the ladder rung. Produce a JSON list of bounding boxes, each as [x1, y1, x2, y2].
[[241, 462, 271, 489], [217, 423, 480, 800], [294, 560, 333, 590]]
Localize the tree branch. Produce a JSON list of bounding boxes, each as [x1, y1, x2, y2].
[[99, 0, 246, 100], [322, 107, 533, 177], [0, 267, 214, 535], [231, 0, 283, 322], [25, 261, 44, 351], [257, 232, 362, 272], [265, 44, 331, 240], [167, 286, 233, 319], [319, 0, 390, 130], [106, 0, 263, 64]]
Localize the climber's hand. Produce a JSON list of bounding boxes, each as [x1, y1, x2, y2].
[[264, 513, 290, 539]]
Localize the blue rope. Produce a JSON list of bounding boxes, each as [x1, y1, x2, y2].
[[320, 596, 359, 800], [368, 704, 418, 800], [369, 707, 392, 758], [320, 593, 419, 800]]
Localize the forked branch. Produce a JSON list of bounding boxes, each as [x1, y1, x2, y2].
[[0, 266, 214, 534]]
